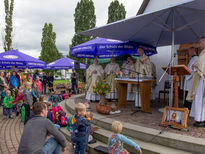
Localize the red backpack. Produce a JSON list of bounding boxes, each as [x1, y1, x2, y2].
[[52, 105, 63, 123], [57, 111, 68, 127]]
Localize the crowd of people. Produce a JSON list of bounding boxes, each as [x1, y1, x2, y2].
[[0, 67, 142, 154], [0, 70, 55, 120], [3, 37, 205, 153]]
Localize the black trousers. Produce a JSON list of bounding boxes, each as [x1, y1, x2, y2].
[[22, 104, 30, 125], [184, 91, 192, 110], [72, 81, 78, 94]]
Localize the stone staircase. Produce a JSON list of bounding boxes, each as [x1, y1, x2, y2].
[[59, 94, 205, 154]]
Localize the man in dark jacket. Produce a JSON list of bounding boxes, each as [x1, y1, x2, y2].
[[71, 69, 78, 94], [42, 72, 48, 94], [18, 102, 67, 154]]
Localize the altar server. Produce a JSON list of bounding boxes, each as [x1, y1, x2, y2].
[[104, 57, 120, 99], [184, 47, 198, 110], [187, 37, 205, 127], [122, 56, 136, 101], [86, 58, 104, 101], [135, 47, 152, 107]]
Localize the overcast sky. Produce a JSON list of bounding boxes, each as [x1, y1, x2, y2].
[[0, 0, 143, 58]]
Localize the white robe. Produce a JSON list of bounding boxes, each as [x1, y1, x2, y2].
[[190, 78, 205, 122], [86, 64, 104, 101], [135, 55, 152, 78], [135, 55, 152, 107], [184, 56, 198, 91], [104, 63, 120, 99], [189, 49, 205, 122], [122, 62, 136, 101]]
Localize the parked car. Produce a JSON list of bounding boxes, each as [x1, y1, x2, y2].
[[54, 75, 61, 80], [62, 76, 70, 80]]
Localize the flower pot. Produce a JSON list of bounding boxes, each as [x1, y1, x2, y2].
[[96, 95, 111, 115]]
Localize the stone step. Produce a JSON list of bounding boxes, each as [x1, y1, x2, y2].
[[60, 127, 107, 154], [60, 102, 193, 154], [62, 95, 205, 153], [93, 126, 193, 154]]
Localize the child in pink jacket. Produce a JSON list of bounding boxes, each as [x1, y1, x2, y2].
[[34, 76, 42, 93]]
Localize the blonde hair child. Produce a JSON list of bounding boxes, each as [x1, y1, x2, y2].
[[108, 121, 142, 154]]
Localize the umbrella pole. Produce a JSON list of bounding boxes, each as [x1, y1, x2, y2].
[[169, 31, 174, 107], [169, 10, 175, 107]]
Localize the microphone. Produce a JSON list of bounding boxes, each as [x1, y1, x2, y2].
[[121, 67, 147, 76]]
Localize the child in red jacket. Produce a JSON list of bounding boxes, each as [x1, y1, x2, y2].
[[9, 88, 24, 116]]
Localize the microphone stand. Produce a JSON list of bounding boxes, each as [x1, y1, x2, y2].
[[131, 71, 141, 115], [158, 53, 176, 108]]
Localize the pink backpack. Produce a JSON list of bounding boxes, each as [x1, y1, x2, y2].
[[52, 106, 63, 123], [57, 111, 68, 127]]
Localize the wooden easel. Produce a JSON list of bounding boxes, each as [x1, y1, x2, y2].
[[162, 65, 191, 108]]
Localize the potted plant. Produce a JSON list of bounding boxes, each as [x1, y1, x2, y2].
[[92, 80, 112, 114]]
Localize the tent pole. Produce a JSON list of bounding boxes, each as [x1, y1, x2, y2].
[[169, 9, 175, 107]]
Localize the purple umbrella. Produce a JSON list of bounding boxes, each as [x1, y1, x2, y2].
[[71, 37, 157, 58], [46, 57, 86, 70], [0, 50, 46, 69]]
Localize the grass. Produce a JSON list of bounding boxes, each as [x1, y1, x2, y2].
[[53, 79, 70, 86]]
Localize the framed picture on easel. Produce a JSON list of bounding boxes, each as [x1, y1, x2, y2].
[[161, 106, 189, 130]]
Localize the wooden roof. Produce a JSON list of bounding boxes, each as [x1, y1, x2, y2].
[[137, 0, 150, 15]]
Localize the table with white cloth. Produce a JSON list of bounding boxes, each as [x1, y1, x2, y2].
[[116, 78, 153, 112]]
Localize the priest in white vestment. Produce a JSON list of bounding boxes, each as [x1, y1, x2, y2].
[[122, 56, 136, 101], [187, 37, 205, 127], [86, 58, 104, 101], [104, 57, 120, 99], [135, 47, 152, 107], [184, 47, 198, 110]]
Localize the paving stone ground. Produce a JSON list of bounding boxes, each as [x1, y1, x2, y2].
[[0, 108, 74, 154]]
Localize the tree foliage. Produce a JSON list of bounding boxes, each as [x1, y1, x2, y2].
[[69, 0, 96, 81], [107, 0, 126, 24], [40, 23, 62, 64], [70, 0, 96, 60], [4, 0, 14, 51]]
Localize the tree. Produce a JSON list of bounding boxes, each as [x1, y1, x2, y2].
[[40, 23, 62, 64], [69, 0, 96, 81], [4, 0, 14, 51], [70, 0, 96, 59], [107, 0, 126, 24]]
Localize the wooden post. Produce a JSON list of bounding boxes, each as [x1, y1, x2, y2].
[[117, 82, 127, 108], [173, 71, 179, 108]]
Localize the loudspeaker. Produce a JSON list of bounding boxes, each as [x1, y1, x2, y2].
[[74, 61, 80, 70]]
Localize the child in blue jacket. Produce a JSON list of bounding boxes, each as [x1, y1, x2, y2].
[[71, 103, 91, 154]]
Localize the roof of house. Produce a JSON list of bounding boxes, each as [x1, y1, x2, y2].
[[137, 0, 150, 15]]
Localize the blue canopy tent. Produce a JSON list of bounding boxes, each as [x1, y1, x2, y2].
[[80, 0, 205, 106], [71, 37, 157, 58], [0, 50, 46, 69], [46, 57, 86, 70]]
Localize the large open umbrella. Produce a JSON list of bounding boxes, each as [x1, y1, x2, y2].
[[71, 37, 157, 58], [80, 0, 205, 106], [0, 50, 46, 69], [46, 57, 86, 70]]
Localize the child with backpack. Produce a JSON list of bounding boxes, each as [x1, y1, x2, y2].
[[32, 83, 40, 105], [1, 86, 8, 115], [10, 87, 24, 116], [22, 82, 33, 125], [71, 103, 91, 154], [108, 121, 142, 154], [3, 90, 13, 119]]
